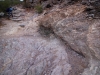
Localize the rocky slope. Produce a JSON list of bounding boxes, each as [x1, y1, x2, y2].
[[38, 2, 100, 75], [0, 0, 100, 75]]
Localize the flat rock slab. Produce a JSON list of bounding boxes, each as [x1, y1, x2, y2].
[[0, 36, 71, 75]]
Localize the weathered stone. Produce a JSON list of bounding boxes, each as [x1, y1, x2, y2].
[[53, 16, 91, 57], [0, 37, 71, 75], [1, 1, 100, 75], [19, 25, 25, 27]]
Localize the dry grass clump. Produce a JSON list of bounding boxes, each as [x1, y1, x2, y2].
[[0, 21, 3, 27], [35, 4, 43, 14], [38, 22, 54, 37]]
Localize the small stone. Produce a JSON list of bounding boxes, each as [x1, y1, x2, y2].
[[19, 25, 25, 28]]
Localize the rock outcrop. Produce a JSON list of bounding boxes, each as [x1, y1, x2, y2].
[[0, 0, 100, 75], [38, 2, 100, 75]]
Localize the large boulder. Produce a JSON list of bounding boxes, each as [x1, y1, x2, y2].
[[53, 16, 91, 57], [82, 20, 100, 75]]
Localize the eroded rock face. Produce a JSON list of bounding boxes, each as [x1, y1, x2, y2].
[[39, 4, 89, 57], [53, 16, 100, 75], [0, 1, 100, 75], [53, 16, 91, 57], [38, 3, 100, 75], [88, 20, 100, 60]]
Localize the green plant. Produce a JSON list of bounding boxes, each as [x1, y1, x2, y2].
[[0, 0, 21, 12], [35, 4, 43, 14]]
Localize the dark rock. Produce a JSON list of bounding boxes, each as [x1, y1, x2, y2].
[[19, 25, 25, 27]]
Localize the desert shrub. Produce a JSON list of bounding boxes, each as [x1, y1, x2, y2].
[[35, 4, 43, 14], [38, 23, 54, 37]]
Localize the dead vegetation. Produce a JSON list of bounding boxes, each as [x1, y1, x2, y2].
[[38, 23, 54, 37], [0, 21, 4, 27]]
